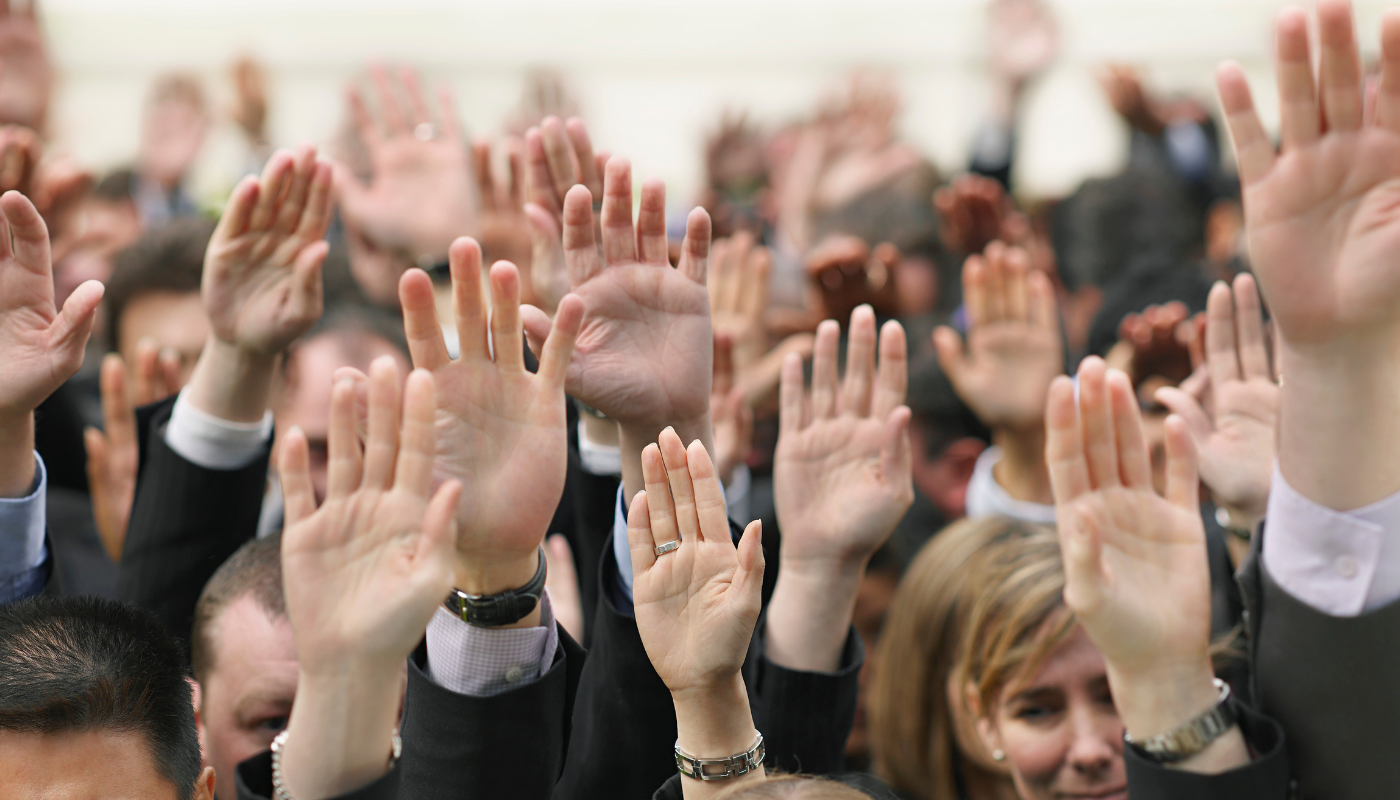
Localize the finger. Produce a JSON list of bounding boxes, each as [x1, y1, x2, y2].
[[47, 280, 104, 372], [1, 190, 49, 275], [398, 268, 451, 371], [347, 85, 382, 150], [133, 339, 161, 406], [1004, 245, 1032, 322], [1058, 502, 1106, 619], [287, 240, 328, 330], [809, 319, 841, 419], [840, 305, 877, 417], [273, 143, 317, 235], [732, 520, 765, 605], [627, 489, 660, 575], [1376, 10, 1400, 133], [636, 177, 668, 265], [932, 325, 968, 388], [879, 406, 913, 496], [520, 303, 554, 361], [686, 439, 732, 545], [211, 175, 259, 242], [562, 184, 604, 286], [419, 479, 464, 567], [248, 150, 294, 233], [600, 156, 637, 265], [641, 443, 681, 550], [538, 294, 584, 394], [489, 261, 526, 373], [399, 68, 432, 127], [1154, 386, 1214, 441], [393, 369, 438, 498], [1232, 274, 1271, 380], [658, 427, 701, 544], [962, 254, 988, 329], [713, 333, 734, 396], [540, 116, 580, 203], [1027, 269, 1059, 333], [473, 139, 498, 213], [1317, 0, 1364, 133], [278, 425, 318, 528], [333, 367, 373, 447], [707, 237, 728, 311], [370, 64, 407, 135], [778, 352, 806, 438], [1275, 7, 1322, 148], [524, 127, 560, 213], [565, 118, 603, 197], [294, 161, 335, 241], [981, 242, 1009, 323], [1163, 415, 1202, 511], [446, 237, 488, 362], [676, 207, 712, 285], [1204, 281, 1241, 388], [1045, 375, 1091, 503], [1107, 370, 1152, 490], [360, 356, 403, 491], [436, 85, 463, 143], [715, 233, 744, 313], [1077, 357, 1120, 489], [326, 377, 363, 500], [506, 141, 525, 208], [873, 320, 908, 420], [1216, 62, 1276, 185], [739, 244, 772, 322]]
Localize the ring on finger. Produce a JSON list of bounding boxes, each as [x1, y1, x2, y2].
[[653, 539, 680, 557]]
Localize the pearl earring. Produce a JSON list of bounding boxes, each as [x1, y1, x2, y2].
[[992, 749, 1006, 762]]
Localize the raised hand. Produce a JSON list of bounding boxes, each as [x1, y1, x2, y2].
[[0, 190, 103, 495], [988, 0, 1059, 90], [933, 241, 1061, 430], [1217, 1, 1400, 509], [334, 66, 476, 261], [471, 137, 534, 299], [0, 0, 50, 133], [277, 359, 462, 799], [522, 116, 605, 314], [1155, 274, 1276, 525], [708, 231, 771, 370], [1046, 359, 1247, 771], [767, 306, 912, 671], [804, 234, 901, 325], [711, 333, 753, 487], [397, 238, 583, 595], [628, 428, 766, 797], [520, 158, 714, 439]]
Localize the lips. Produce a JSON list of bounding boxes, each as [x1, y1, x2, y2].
[[1058, 787, 1128, 800]]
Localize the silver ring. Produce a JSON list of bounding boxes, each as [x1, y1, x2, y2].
[[414, 122, 437, 142], [653, 539, 680, 556]]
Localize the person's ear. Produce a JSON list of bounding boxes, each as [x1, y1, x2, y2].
[[966, 682, 1007, 769], [188, 677, 209, 765], [190, 766, 216, 800]]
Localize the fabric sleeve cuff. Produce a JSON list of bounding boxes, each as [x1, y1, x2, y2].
[[165, 390, 273, 471], [424, 590, 559, 697], [0, 452, 48, 580]]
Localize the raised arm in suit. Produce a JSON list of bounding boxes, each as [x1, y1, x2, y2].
[[117, 146, 332, 646]]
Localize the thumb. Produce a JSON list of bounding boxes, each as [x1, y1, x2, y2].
[[932, 326, 967, 384], [520, 303, 555, 360], [1058, 503, 1106, 619], [49, 280, 104, 368], [732, 520, 765, 612]]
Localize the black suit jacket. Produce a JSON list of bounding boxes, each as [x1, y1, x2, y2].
[[115, 397, 271, 653], [235, 750, 400, 800]]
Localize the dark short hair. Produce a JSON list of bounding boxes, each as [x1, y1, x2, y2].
[[191, 533, 285, 685], [0, 595, 201, 800], [105, 217, 215, 352]]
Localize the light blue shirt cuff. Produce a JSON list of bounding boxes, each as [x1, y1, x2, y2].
[[611, 475, 739, 603], [0, 452, 49, 601]]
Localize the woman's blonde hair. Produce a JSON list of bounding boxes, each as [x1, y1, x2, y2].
[[868, 516, 1071, 800]]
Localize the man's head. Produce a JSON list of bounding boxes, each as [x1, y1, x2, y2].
[[191, 533, 296, 800], [0, 595, 215, 800], [105, 217, 214, 382]]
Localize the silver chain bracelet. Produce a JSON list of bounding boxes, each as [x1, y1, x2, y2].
[[675, 732, 765, 781]]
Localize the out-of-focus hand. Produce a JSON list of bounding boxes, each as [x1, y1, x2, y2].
[[629, 428, 765, 696], [397, 238, 583, 597], [472, 137, 536, 301], [804, 234, 900, 325], [84, 349, 179, 563], [1097, 64, 1166, 136], [708, 231, 772, 370], [522, 116, 606, 314], [711, 334, 753, 487], [334, 66, 476, 261], [934, 242, 1061, 430], [278, 360, 462, 799], [1105, 301, 1193, 387], [934, 174, 1023, 256], [0, 1, 50, 133], [988, 0, 1059, 89], [228, 56, 269, 146], [1155, 274, 1275, 523]]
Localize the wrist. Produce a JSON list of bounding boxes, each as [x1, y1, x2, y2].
[[1107, 659, 1219, 741], [991, 425, 1053, 505], [185, 335, 280, 423], [281, 662, 401, 799], [764, 555, 863, 673], [452, 549, 545, 629], [619, 413, 714, 503], [672, 674, 760, 757], [0, 411, 35, 497]]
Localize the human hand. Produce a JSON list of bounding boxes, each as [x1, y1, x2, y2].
[[397, 238, 583, 597], [83, 348, 179, 563], [987, 0, 1059, 90], [334, 66, 476, 261], [1155, 274, 1276, 524], [228, 56, 269, 146], [0, 0, 50, 133], [933, 241, 1061, 430], [472, 137, 535, 299], [934, 174, 1024, 256], [139, 76, 208, 189], [1105, 301, 1193, 387], [522, 116, 605, 314], [804, 234, 900, 325], [1047, 357, 1220, 740], [1096, 64, 1166, 136], [708, 231, 772, 372], [277, 360, 462, 798], [629, 428, 765, 697], [711, 333, 754, 487], [203, 145, 331, 356]]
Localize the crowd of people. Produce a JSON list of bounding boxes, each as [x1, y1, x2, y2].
[[0, 0, 1394, 798]]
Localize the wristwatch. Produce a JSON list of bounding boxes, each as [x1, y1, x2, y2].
[[1125, 679, 1238, 764], [443, 546, 547, 628]]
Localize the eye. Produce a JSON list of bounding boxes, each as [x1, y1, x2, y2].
[[256, 716, 288, 734], [1013, 703, 1058, 722]]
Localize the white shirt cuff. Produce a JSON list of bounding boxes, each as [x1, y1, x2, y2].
[[424, 590, 559, 697], [577, 418, 621, 476], [964, 446, 1057, 525], [164, 390, 273, 471], [1262, 464, 1400, 616]]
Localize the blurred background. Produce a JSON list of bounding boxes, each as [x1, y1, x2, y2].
[[41, 0, 1397, 206]]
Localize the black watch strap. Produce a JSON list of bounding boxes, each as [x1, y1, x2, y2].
[[443, 546, 547, 628]]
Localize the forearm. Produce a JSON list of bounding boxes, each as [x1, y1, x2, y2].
[[672, 676, 765, 800], [1277, 342, 1400, 510], [0, 412, 35, 497], [183, 335, 280, 423], [619, 414, 714, 505], [280, 662, 403, 799], [1109, 662, 1250, 775], [763, 558, 862, 673], [991, 423, 1053, 505]]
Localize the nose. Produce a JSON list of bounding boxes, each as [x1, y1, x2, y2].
[[1065, 707, 1119, 776]]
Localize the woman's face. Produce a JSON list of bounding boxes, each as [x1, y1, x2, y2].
[[976, 627, 1126, 800]]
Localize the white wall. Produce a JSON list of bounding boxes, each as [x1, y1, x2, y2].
[[39, 0, 1400, 205]]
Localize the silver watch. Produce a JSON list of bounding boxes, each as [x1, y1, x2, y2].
[[675, 733, 765, 781], [1124, 679, 1238, 764]]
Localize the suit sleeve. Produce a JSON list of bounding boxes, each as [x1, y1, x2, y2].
[[1124, 703, 1291, 800], [115, 397, 271, 651], [235, 750, 401, 800]]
